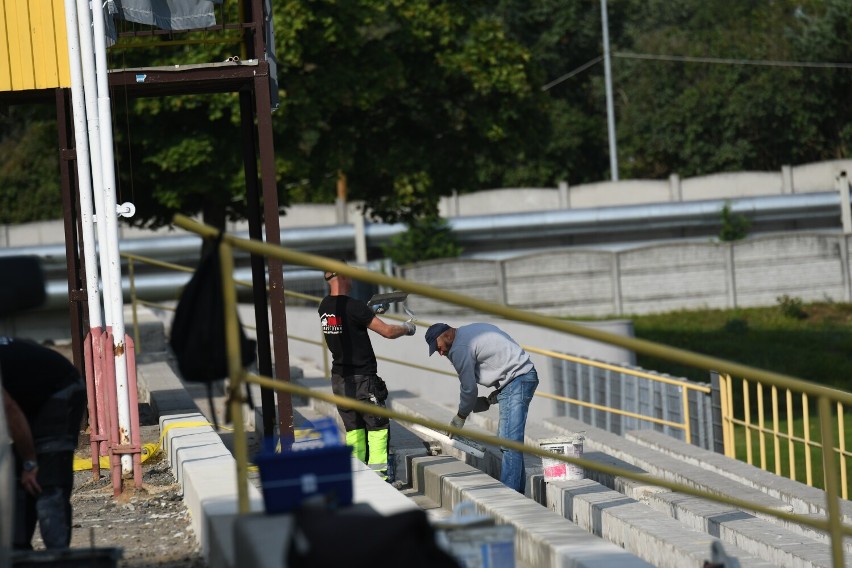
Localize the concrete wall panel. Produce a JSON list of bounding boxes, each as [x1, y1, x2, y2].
[[681, 172, 781, 201]]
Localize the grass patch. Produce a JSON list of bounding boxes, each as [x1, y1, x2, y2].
[[627, 300, 852, 390], [607, 299, 852, 492], [732, 413, 852, 494]]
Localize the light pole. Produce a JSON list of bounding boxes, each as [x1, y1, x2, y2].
[[601, 0, 619, 181]]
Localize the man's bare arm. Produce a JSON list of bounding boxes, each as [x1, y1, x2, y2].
[[368, 316, 415, 339], [3, 387, 41, 494]]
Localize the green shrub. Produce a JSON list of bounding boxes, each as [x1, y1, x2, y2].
[[719, 202, 750, 241], [381, 215, 463, 266], [777, 294, 807, 320], [723, 318, 749, 335]]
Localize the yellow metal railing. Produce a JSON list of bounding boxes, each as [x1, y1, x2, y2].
[[122, 254, 705, 444], [719, 373, 852, 499], [172, 214, 852, 566]]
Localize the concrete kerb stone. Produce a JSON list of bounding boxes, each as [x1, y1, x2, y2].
[[543, 416, 795, 517], [409, 455, 654, 568], [529, 417, 847, 567], [626, 428, 852, 522], [543, 477, 776, 568]]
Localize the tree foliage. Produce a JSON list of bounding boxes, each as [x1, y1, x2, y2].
[[0, 106, 62, 223], [381, 214, 462, 265], [0, 0, 850, 235]]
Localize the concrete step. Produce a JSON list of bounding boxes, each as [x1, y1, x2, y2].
[[626, 428, 852, 523], [537, 416, 846, 567], [410, 454, 654, 568], [542, 415, 794, 518], [537, 477, 775, 568]]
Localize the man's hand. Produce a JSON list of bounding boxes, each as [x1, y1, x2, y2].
[[402, 321, 416, 336], [21, 465, 41, 496], [472, 397, 490, 413], [448, 414, 466, 439], [487, 390, 499, 405]]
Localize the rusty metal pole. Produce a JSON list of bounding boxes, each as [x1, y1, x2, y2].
[[249, 0, 294, 442], [239, 88, 276, 438], [55, 88, 87, 373]]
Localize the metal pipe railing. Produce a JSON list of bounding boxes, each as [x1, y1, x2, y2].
[[175, 214, 849, 566], [122, 251, 703, 440]]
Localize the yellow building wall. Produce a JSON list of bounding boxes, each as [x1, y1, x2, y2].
[[0, 0, 71, 92]]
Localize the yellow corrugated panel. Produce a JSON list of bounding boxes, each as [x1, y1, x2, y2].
[[0, 2, 9, 90], [0, 0, 70, 92]]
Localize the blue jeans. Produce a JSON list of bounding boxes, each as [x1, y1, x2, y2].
[[497, 368, 538, 493]]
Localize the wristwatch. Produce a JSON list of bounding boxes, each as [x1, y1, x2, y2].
[[22, 460, 37, 472]]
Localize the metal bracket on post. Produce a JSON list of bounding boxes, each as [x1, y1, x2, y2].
[[116, 202, 136, 218]]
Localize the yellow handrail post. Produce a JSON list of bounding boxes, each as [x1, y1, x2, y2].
[[786, 389, 796, 481], [817, 396, 845, 567], [681, 385, 692, 444], [837, 402, 847, 500], [772, 385, 781, 475], [726, 374, 736, 459], [757, 382, 767, 470], [804, 393, 813, 486], [744, 378, 753, 464], [718, 374, 731, 457], [219, 239, 251, 514]]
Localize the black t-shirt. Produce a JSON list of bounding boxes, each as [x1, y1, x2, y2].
[[0, 336, 80, 416], [318, 295, 377, 376]]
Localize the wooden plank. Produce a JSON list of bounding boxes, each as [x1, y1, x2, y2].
[[7, 0, 36, 90], [0, 0, 69, 92], [53, 0, 70, 87], [31, 0, 48, 88], [0, 0, 11, 91]]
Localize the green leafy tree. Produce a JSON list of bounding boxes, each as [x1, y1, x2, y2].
[[381, 215, 462, 265], [614, 0, 848, 178], [2, 0, 851, 228], [0, 106, 63, 223], [270, 0, 548, 223]]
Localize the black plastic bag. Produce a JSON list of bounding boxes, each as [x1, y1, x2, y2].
[[170, 234, 256, 427]]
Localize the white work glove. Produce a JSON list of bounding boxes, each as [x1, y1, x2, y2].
[[448, 414, 466, 439], [472, 397, 490, 413], [402, 321, 416, 336]]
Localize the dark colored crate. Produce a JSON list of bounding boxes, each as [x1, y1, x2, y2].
[[254, 445, 352, 513]]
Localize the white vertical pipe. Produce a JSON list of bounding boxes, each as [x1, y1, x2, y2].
[[63, 0, 102, 329], [839, 172, 851, 235], [354, 214, 367, 264], [75, 0, 113, 327], [90, 0, 132, 475], [601, 0, 619, 181]]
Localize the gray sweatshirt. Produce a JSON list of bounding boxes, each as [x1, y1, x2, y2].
[[446, 323, 535, 417]]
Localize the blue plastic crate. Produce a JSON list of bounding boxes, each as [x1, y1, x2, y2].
[[254, 444, 353, 513]]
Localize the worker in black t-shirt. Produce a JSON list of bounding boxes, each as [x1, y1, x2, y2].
[[0, 337, 86, 550], [318, 269, 415, 480]]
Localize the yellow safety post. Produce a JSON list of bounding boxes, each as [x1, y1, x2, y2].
[[772, 385, 781, 475], [218, 239, 251, 514], [837, 402, 847, 500], [743, 378, 753, 464], [818, 396, 845, 567], [681, 386, 691, 444], [786, 388, 796, 481], [804, 393, 813, 486], [757, 381, 767, 470]]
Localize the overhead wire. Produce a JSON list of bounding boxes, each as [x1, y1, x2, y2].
[[613, 51, 852, 69], [541, 50, 852, 91]]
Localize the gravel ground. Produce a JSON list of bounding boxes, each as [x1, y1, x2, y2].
[[27, 409, 205, 568]]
